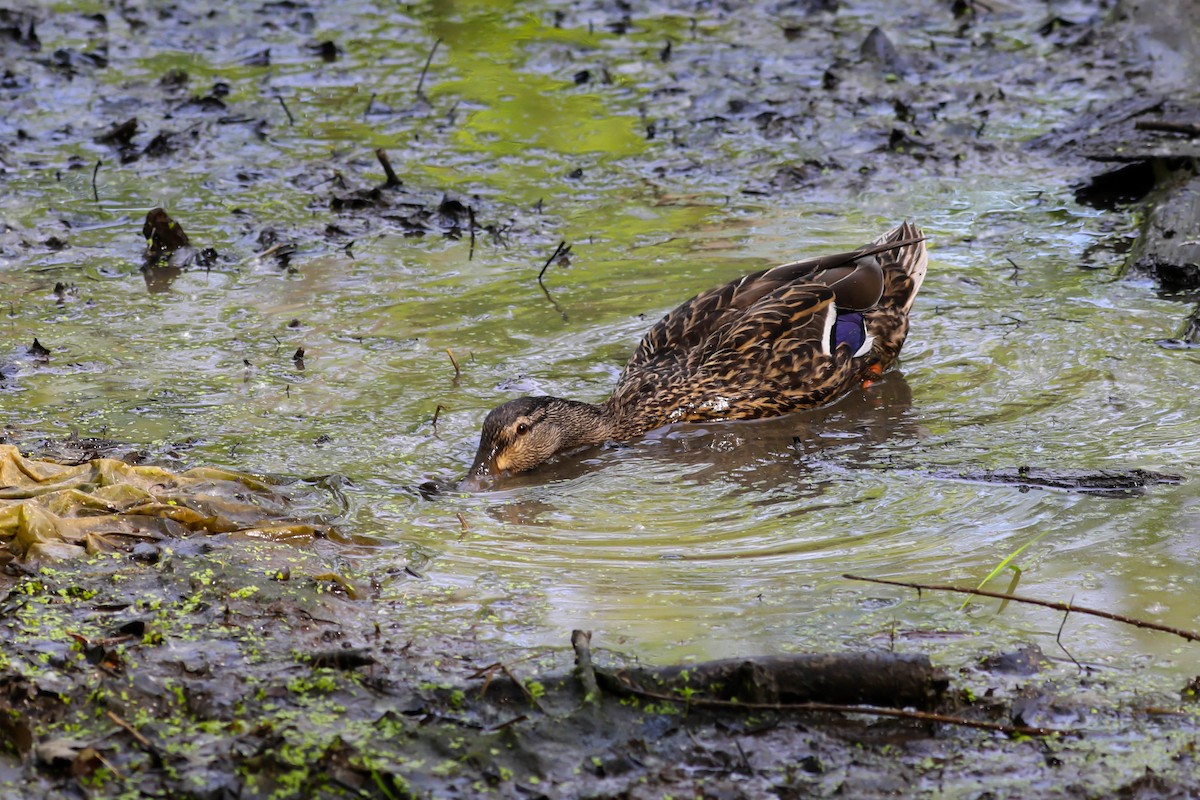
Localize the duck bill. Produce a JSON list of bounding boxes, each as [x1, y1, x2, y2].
[[459, 446, 501, 492], [457, 473, 487, 492]]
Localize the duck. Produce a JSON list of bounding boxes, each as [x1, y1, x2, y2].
[[464, 221, 927, 486]]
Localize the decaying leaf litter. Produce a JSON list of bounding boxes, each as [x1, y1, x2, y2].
[[2, 0, 1200, 797], [0, 443, 339, 563]]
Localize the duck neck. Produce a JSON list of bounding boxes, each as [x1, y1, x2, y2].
[[551, 398, 619, 449]]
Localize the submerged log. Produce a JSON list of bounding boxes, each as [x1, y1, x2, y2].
[[944, 467, 1182, 497], [601, 651, 945, 709]]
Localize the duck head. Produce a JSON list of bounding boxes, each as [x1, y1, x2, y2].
[[461, 396, 612, 489]]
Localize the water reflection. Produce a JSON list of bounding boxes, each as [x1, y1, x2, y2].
[[143, 264, 182, 294]]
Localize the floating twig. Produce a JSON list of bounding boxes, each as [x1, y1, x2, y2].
[[276, 95, 295, 125], [93, 750, 124, 780], [456, 512, 468, 531], [489, 715, 528, 732], [363, 92, 376, 119], [537, 240, 568, 285], [445, 347, 461, 378], [1145, 707, 1192, 716], [467, 205, 477, 261], [470, 661, 502, 682], [256, 242, 287, 262], [92, 159, 101, 202], [537, 240, 572, 320], [431, 403, 445, 433], [843, 574, 1200, 642], [1055, 598, 1082, 671], [1005, 256, 1021, 283], [375, 148, 401, 188], [987, 313, 1024, 328], [1135, 119, 1200, 137], [416, 38, 442, 100], [106, 710, 160, 758]]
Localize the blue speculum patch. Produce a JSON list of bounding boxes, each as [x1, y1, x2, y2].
[[833, 312, 866, 353]]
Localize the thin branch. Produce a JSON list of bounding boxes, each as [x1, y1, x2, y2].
[[468, 651, 547, 680], [1005, 256, 1021, 283], [416, 38, 442, 100], [500, 663, 546, 713], [469, 661, 501, 681], [276, 95, 295, 126], [92, 159, 102, 202], [471, 661, 545, 713], [106, 710, 162, 759], [537, 240, 567, 285], [473, 663, 500, 698], [1055, 600, 1082, 671], [601, 675, 1069, 738], [536, 240, 571, 320], [255, 242, 288, 262], [375, 148, 401, 188], [1144, 706, 1192, 716], [843, 574, 1200, 642], [431, 403, 445, 433], [445, 348, 461, 379], [733, 738, 752, 774], [94, 751, 125, 780]]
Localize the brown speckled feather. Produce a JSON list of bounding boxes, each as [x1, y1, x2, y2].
[[624, 233, 920, 374], [603, 222, 928, 437]]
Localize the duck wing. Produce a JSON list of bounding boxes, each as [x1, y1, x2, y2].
[[611, 281, 850, 424], [624, 234, 922, 374], [686, 282, 852, 418]]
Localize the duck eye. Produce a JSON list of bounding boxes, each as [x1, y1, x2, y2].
[[515, 423, 529, 436]]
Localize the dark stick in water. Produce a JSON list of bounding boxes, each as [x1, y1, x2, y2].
[[844, 574, 1200, 642]]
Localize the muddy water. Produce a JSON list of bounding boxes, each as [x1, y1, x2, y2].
[[3, 1, 1197, 682], [390, 191, 1199, 674]]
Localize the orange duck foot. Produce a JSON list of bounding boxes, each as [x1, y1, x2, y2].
[[862, 362, 884, 388]]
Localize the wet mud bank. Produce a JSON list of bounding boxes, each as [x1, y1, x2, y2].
[[1036, 95, 1200, 345], [1031, 0, 1200, 344], [4, 551, 1199, 799], [1, 0, 1199, 798]]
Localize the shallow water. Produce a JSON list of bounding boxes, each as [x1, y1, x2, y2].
[[3, 0, 1198, 679]]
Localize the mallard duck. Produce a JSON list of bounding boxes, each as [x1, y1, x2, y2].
[[464, 221, 927, 485]]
